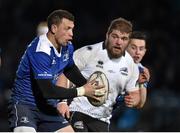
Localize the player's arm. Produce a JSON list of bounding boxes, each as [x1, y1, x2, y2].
[[138, 67, 150, 84], [136, 67, 150, 108], [37, 64, 105, 100], [137, 86, 147, 108], [63, 63, 86, 87], [124, 62, 141, 108], [124, 90, 140, 108], [33, 51, 104, 100], [55, 74, 70, 118], [37, 77, 105, 100], [56, 73, 69, 88]]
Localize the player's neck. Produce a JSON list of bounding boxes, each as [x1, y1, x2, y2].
[[47, 33, 61, 53]]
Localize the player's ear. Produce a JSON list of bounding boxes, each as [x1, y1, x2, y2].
[[51, 24, 57, 34], [144, 48, 147, 54]]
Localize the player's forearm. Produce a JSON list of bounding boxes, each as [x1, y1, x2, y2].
[[63, 63, 87, 87], [125, 90, 141, 108], [56, 74, 68, 88], [37, 79, 78, 99], [136, 87, 147, 108]]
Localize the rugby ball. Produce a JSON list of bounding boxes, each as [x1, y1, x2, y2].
[[87, 71, 109, 106]]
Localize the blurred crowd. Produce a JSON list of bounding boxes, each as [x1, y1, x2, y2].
[[0, 0, 180, 131]]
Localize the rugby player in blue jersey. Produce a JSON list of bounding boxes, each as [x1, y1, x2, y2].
[[8, 9, 104, 132]]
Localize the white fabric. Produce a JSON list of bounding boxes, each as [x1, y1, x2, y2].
[[69, 42, 139, 123], [36, 34, 62, 57], [14, 126, 36, 132]]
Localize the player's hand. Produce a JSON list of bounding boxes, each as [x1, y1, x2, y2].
[[83, 79, 106, 101], [56, 102, 70, 119], [124, 90, 140, 108], [138, 67, 150, 84]]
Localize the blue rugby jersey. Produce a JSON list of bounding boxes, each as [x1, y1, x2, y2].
[[11, 34, 74, 106]]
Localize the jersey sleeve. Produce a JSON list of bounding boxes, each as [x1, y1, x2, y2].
[[29, 51, 53, 79], [73, 46, 91, 70], [125, 63, 139, 92]]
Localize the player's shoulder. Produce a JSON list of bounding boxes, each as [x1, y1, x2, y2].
[[75, 41, 103, 53], [137, 63, 144, 68], [124, 51, 134, 63], [35, 35, 52, 55]]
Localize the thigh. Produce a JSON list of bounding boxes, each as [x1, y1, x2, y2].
[[56, 125, 74, 132], [8, 102, 37, 131], [37, 113, 70, 132], [70, 112, 88, 132], [70, 111, 109, 132], [87, 117, 109, 132]]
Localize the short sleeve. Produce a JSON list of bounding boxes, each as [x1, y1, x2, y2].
[[29, 51, 53, 79], [73, 46, 91, 70], [125, 63, 139, 92]]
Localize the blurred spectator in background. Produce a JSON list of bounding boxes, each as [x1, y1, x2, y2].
[[36, 21, 48, 36], [0, 48, 1, 68], [0, 47, 1, 91]]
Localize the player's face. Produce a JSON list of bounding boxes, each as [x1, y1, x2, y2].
[[54, 18, 74, 46], [106, 30, 130, 58], [127, 39, 146, 63]]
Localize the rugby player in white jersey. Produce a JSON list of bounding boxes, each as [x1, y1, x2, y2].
[[57, 17, 142, 132]]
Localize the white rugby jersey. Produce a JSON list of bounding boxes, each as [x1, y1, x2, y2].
[[69, 42, 139, 123]]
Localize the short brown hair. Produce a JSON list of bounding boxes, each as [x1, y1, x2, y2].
[[47, 9, 74, 30], [107, 17, 132, 35]]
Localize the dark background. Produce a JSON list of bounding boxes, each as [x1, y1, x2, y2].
[[0, 0, 180, 131]]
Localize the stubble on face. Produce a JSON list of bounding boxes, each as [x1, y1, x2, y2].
[[55, 18, 74, 47], [106, 31, 129, 59]]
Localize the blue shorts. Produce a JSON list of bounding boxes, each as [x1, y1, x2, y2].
[[8, 102, 69, 132]]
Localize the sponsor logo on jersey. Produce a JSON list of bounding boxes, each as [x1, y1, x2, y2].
[[87, 46, 92, 50], [38, 72, 52, 77], [62, 119, 68, 124], [63, 51, 69, 62], [52, 57, 56, 65], [53, 73, 59, 81], [96, 60, 104, 68], [73, 121, 84, 129], [120, 67, 128, 76], [108, 70, 115, 73], [20, 117, 29, 123]]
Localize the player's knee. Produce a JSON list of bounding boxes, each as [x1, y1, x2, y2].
[[55, 125, 74, 132], [13, 126, 36, 132]]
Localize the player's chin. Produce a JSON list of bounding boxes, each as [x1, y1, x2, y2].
[[112, 49, 124, 57], [61, 42, 68, 46]]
